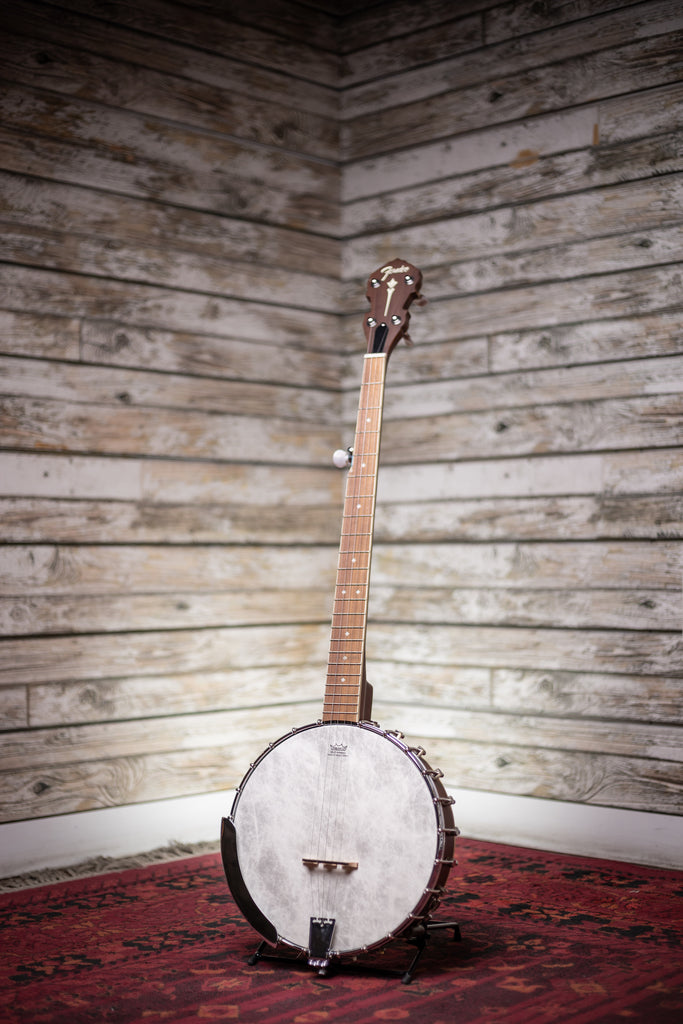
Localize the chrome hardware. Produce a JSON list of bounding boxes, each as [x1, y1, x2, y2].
[[405, 274, 414, 285], [370, 278, 380, 288], [332, 446, 353, 468], [391, 314, 401, 325], [367, 316, 377, 327]]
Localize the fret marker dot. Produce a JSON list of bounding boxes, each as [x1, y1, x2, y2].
[[356, 589, 361, 594], [352, 558, 356, 563], [345, 631, 350, 636], [341, 677, 346, 683], [357, 503, 361, 509]]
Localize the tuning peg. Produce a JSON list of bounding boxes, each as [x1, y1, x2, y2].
[[332, 447, 353, 468], [403, 333, 414, 347], [415, 294, 428, 307]]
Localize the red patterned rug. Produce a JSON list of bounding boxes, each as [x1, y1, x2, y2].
[[2, 839, 682, 1023]]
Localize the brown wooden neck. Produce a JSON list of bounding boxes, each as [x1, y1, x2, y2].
[[322, 353, 387, 722]]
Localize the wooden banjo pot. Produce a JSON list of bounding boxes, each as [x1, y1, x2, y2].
[[221, 261, 458, 972]]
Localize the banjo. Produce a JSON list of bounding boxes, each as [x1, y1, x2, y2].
[[221, 260, 457, 973]]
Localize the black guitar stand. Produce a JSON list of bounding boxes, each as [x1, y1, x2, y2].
[[246, 917, 462, 985]]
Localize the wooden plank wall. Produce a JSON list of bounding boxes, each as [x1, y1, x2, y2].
[[0, 0, 346, 825], [340, 0, 683, 817], [0, 0, 681, 846]]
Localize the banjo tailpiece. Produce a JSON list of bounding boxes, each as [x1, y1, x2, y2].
[[308, 917, 336, 970]]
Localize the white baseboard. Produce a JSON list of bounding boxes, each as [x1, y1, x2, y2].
[[1, 788, 681, 879], [453, 788, 683, 870]]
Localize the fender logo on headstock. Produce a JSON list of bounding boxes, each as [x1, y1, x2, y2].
[[379, 263, 410, 282], [363, 258, 423, 358]]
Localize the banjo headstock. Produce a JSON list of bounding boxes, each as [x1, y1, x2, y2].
[[362, 259, 424, 358]]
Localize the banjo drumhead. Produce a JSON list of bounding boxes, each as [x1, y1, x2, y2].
[[229, 721, 450, 955]]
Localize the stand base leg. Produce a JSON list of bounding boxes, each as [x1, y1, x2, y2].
[[245, 920, 461, 984]]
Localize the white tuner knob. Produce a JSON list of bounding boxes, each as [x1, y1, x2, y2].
[[332, 447, 352, 468]]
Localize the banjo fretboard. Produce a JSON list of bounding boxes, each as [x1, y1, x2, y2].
[[323, 353, 387, 722]]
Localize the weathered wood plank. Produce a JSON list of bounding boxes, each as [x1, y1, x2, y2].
[[343, 30, 683, 158], [420, 223, 682, 307], [343, 80, 683, 201], [0, 310, 343, 391], [0, 623, 330, 686], [3, 704, 679, 773], [340, 0, 495, 53], [0, 395, 339, 462], [377, 448, 683, 502], [340, 10, 483, 87], [344, 130, 683, 236], [0, 310, 80, 361], [0, 686, 27, 729], [351, 312, 681, 387], [0, 266, 338, 346], [0, 29, 339, 160], [0, 92, 339, 232], [379, 353, 683, 422], [489, 312, 683, 373], [375, 703, 683, 761], [3, 579, 675, 636], [343, 175, 683, 279], [491, 668, 682, 724], [1, 540, 677, 597], [0, 223, 343, 315], [369, 585, 681, 631], [0, 588, 332, 636], [0, 356, 340, 423], [375, 494, 683, 541], [1, 621, 680, 688], [0, 172, 341, 278], [79, 322, 344, 389], [343, 104, 598, 202], [27, 668, 325, 728], [0, 453, 340, 505], [0, 498, 339, 545], [0, 744, 264, 822], [345, 338, 488, 388], [370, 542, 683, 591], [27, 662, 491, 726], [4, 736, 679, 820], [342, 0, 683, 106], [407, 737, 683, 814], [184, 0, 338, 49], [4, 492, 679, 546], [380, 393, 683, 463], [55, 0, 340, 85], [0, 705, 316, 771], [367, 623, 683, 677], [3, 0, 338, 115], [1, 726, 680, 819], [0, 545, 337, 596], [484, 0, 644, 45]]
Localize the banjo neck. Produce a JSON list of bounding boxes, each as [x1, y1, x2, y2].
[[322, 260, 424, 724]]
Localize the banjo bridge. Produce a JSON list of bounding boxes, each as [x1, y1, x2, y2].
[[303, 857, 358, 873]]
